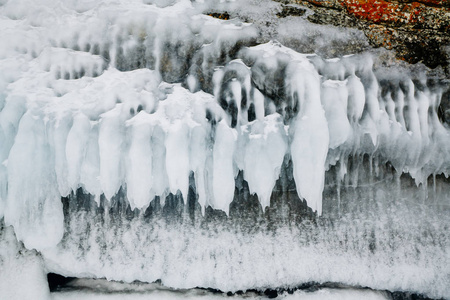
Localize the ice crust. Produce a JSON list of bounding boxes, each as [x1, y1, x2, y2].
[[44, 173, 450, 299], [0, 0, 449, 297], [0, 225, 50, 300], [1, 0, 450, 239], [50, 278, 390, 300]]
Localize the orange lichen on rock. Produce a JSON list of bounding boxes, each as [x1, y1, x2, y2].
[[366, 24, 396, 49], [416, 0, 450, 7], [207, 12, 230, 20], [306, 0, 340, 7], [340, 0, 427, 24], [281, 0, 450, 70]]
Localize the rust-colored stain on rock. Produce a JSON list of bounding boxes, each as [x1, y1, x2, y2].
[[279, 0, 449, 70], [340, 0, 450, 27], [341, 0, 422, 23]]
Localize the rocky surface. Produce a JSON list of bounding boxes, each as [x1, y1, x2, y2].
[[275, 0, 450, 72]]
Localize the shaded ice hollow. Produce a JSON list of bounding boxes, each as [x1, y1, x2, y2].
[[0, 0, 449, 299]]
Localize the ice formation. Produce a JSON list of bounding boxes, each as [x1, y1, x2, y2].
[[0, 0, 449, 299], [0, 225, 50, 300], [49, 278, 390, 300]]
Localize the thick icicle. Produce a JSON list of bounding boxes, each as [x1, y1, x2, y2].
[[212, 120, 237, 215], [5, 113, 64, 250], [125, 112, 155, 210], [290, 70, 329, 216]]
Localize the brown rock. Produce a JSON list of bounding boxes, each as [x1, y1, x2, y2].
[[275, 0, 450, 72]]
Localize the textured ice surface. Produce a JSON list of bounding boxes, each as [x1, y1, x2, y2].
[[1, 0, 449, 220], [42, 167, 450, 298], [0, 0, 449, 298], [52, 289, 389, 300], [52, 290, 388, 300], [50, 279, 390, 300], [0, 225, 50, 300]]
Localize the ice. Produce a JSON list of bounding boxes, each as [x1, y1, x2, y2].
[[252, 87, 265, 121], [243, 115, 287, 209], [189, 124, 209, 212], [346, 75, 365, 123], [0, 0, 447, 217], [1, 0, 448, 216], [242, 41, 329, 214], [289, 71, 329, 216], [151, 125, 169, 203], [125, 112, 155, 210], [66, 113, 91, 192], [99, 105, 126, 200], [321, 79, 351, 149], [4, 112, 64, 251], [165, 120, 190, 201], [49, 278, 390, 300], [0, 225, 50, 300], [51, 113, 73, 197], [212, 120, 237, 215], [0, 0, 449, 297], [79, 122, 102, 200], [42, 176, 450, 298]]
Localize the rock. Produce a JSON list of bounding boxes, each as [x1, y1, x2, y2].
[[275, 0, 450, 73]]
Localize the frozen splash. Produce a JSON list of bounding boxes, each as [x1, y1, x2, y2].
[[0, 0, 449, 298]]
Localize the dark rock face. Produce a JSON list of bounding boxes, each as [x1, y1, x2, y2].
[[47, 273, 75, 292], [275, 0, 450, 72]]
